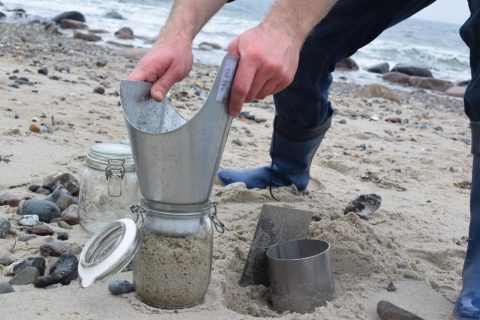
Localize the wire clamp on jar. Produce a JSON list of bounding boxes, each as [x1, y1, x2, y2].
[[105, 159, 126, 197], [209, 202, 227, 234]]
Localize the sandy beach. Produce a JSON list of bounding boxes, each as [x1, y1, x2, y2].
[[0, 20, 473, 320]]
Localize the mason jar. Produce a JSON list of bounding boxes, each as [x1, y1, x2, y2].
[[132, 204, 214, 309], [78, 143, 139, 234]]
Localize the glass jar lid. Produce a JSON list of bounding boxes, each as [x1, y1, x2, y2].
[[86, 143, 135, 171]]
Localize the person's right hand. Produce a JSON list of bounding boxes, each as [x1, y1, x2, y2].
[[128, 36, 193, 101]]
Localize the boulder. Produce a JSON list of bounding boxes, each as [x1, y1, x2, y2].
[[114, 27, 134, 40], [366, 62, 390, 74], [408, 77, 453, 92], [382, 72, 410, 85], [445, 86, 466, 98], [391, 63, 432, 77], [52, 11, 85, 23], [335, 57, 359, 71]]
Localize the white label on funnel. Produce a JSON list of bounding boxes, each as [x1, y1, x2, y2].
[[216, 58, 237, 103]]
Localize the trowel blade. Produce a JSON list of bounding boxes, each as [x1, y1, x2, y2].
[[239, 204, 313, 287]]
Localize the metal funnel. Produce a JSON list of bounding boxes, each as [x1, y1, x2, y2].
[[120, 55, 238, 209]]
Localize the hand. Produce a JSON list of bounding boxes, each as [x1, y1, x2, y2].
[[227, 23, 302, 116], [128, 36, 193, 101]]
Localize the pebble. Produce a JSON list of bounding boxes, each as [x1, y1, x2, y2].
[[57, 231, 69, 241], [0, 193, 21, 207], [46, 187, 75, 211], [17, 215, 40, 226], [9, 267, 39, 285], [40, 242, 74, 257], [28, 184, 40, 192], [27, 225, 54, 236], [105, 10, 124, 20], [35, 188, 51, 195], [18, 199, 61, 223], [29, 124, 41, 133], [74, 32, 102, 42], [93, 86, 105, 94], [96, 60, 107, 67], [0, 256, 13, 266], [58, 220, 73, 230], [13, 257, 46, 276], [114, 26, 134, 40], [344, 194, 382, 219], [35, 253, 78, 287], [61, 204, 79, 225], [37, 67, 48, 76], [108, 280, 135, 295], [0, 218, 11, 239], [42, 173, 80, 195], [386, 282, 397, 292], [18, 234, 36, 242], [377, 300, 424, 320], [0, 282, 14, 294], [52, 11, 86, 23], [339, 119, 347, 124]]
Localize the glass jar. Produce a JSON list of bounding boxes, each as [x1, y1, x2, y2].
[[78, 143, 139, 234], [132, 207, 213, 309]]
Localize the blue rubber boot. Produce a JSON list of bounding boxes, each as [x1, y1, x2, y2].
[[217, 109, 333, 191], [454, 123, 480, 320]]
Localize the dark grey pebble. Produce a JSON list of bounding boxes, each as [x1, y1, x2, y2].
[[17, 199, 61, 223], [377, 300, 424, 320], [344, 194, 382, 218], [34, 253, 78, 287], [339, 119, 347, 124], [0, 256, 13, 266], [35, 187, 51, 195], [96, 60, 107, 67], [57, 231, 69, 241], [93, 87, 105, 94], [0, 218, 11, 239], [52, 11, 86, 23], [386, 282, 397, 292], [0, 282, 14, 294], [18, 234, 36, 242], [40, 242, 75, 257], [49, 76, 60, 81], [28, 184, 40, 192], [108, 280, 135, 295], [46, 187, 74, 211], [9, 267, 40, 285], [13, 256, 46, 276], [42, 173, 80, 196], [37, 67, 48, 76], [239, 111, 256, 120]]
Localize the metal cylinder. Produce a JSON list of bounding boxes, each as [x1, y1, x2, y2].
[[266, 239, 336, 314]]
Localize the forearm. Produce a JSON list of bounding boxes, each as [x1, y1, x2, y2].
[[159, 0, 227, 43], [260, 0, 337, 47]]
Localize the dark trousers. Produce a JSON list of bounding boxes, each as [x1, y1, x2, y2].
[[274, 0, 480, 128]]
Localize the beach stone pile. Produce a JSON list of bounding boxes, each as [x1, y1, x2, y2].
[[0, 172, 82, 293]]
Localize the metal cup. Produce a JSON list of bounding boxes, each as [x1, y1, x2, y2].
[[266, 239, 336, 314]]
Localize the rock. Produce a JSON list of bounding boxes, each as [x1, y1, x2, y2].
[[358, 84, 401, 103], [366, 62, 390, 74], [0, 193, 21, 207], [445, 86, 466, 98], [385, 117, 402, 124], [96, 60, 107, 67], [37, 67, 48, 76], [239, 111, 256, 120], [382, 72, 411, 85], [0, 256, 13, 266], [35, 188, 51, 195], [0, 218, 11, 239], [58, 220, 73, 230], [199, 41, 222, 51], [62, 204, 79, 225], [344, 194, 382, 219], [391, 63, 432, 78], [387, 282, 397, 292], [114, 26, 134, 40], [27, 225, 54, 236], [18, 234, 36, 242], [9, 267, 40, 285], [114, 48, 148, 60], [108, 280, 135, 295], [40, 242, 75, 257], [46, 187, 75, 211], [28, 184, 40, 192], [339, 119, 347, 124], [42, 173, 80, 195], [336, 57, 359, 71], [377, 300, 424, 320], [408, 77, 453, 92], [18, 199, 61, 223], [29, 124, 41, 133], [105, 10, 124, 20], [0, 12, 5, 20], [0, 282, 14, 294], [74, 32, 102, 42], [93, 86, 105, 94], [59, 18, 87, 29], [89, 29, 109, 34], [34, 253, 78, 287], [13, 257, 46, 276], [52, 11, 86, 23], [57, 231, 68, 241], [17, 215, 40, 226]]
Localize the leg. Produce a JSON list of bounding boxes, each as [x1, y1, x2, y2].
[[454, 1, 480, 319], [218, 0, 436, 190]]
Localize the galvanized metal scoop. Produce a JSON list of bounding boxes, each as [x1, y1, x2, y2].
[[120, 55, 238, 210]]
